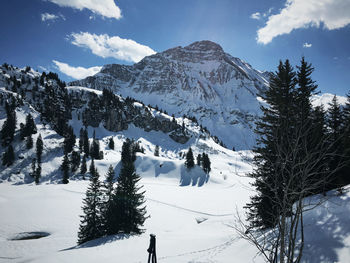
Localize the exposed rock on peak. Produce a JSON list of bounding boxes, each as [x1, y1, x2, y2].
[[185, 40, 224, 52], [70, 40, 270, 149]]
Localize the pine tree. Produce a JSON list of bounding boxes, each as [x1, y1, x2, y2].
[[79, 128, 84, 152], [112, 161, 147, 234], [89, 158, 95, 176], [70, 151, 80, 172], [342, 93, 350, 186], [36, 134, 43, 163], [309, 105, 329, 193], [201, 153, 211, 174], [328, 95, 343, 141], [24, 114, 37, 136], [108, 137, 114, 150], [26, 134, 33, 149], [154, 145, 159, 157], [64, 126, 76, 154], [327, 95, 344, 189], [83, 128, 89, 156], [246, 60, 298, 229], [196, 154, 202, 166], [90, 131, 100, 159], [2, 144, 15, 166], [61, 152, 70, 184], [102, 165, 116, 235], [296, 57, 318, 123], [105, 140, 147, 235], [121, 139, 133, 165], [80, 155, 87, 178], [185, 147, 194, 169], [30, 158, 36, 178], [35, 164, 41, 184], [78, 167, 103, 244], [1, 101, 16, 146]]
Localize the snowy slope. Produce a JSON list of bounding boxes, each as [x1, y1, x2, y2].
[[1, 162, 350, 262], [311, 93, 347, 110]]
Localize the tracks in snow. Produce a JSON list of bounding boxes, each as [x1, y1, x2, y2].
[[158, 237, 239, 262], [147, 198, 233, 217]]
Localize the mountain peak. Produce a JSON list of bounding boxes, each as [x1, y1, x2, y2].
[[184, 40, 223, 52]]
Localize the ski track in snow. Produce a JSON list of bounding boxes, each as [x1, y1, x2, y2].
[[61, 187, 233, 217], [147, 198, 234, 217], [61, 187, 84, 195]]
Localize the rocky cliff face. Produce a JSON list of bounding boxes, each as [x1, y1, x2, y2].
[[71, 40, 270, 149]]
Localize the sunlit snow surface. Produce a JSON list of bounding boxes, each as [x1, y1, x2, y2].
[[1, 140, 350, 263], [0, 146, 260, 262]]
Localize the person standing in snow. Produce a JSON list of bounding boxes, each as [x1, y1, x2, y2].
[[147, 234, 157, 263]]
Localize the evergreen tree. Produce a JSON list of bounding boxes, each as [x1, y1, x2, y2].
[[64, 125, 76, 154], [80, 155, 87, 178], [2, 144, 15, 166], [105, 140, 147, 235], [296, 57, 318, 123], [1, 101, 16, 146], [30, 158, 36, 178], [79, 128, 84, 152], [24, 114, 37, 136], [77, 167, 103, 244], [70, 151, 80, 172], [246, 60, 298, 228], [26, 134, 33, 149], [108, 137, 114, 150], [36, 134, 43, 163], [102, 165, 115, 235], [201, 153, 211, 174], [342, 93, 350, 186], [328, 95, 343, 141], [83, 128, 89, 156], [90, 131, 100, 159], [89, 158, 95, 176], [327, 95, 344, 189], [154, 145, 159, 157], [309, 105, 329, 193], [35, 164, 41, 184], [112, 161, 147, 234], [185, 147, 194, 169], [121, 139, 133, 165], [196, 154, 202, 166], [61, 152, 70, 184]]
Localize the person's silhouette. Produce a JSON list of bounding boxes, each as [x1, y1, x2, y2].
[[147, 234, 157, 263]]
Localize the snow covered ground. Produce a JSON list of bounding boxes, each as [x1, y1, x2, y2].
[[0, 145, 260, 263], [1, 148, 350, 262]]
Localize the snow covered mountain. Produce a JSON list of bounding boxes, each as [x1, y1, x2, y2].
[[1, 64, 350, 263], [0, 64, 227, 184], [71, 40, 271, 150]]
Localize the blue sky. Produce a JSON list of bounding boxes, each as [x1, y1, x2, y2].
[[1, 0, 350, 95]]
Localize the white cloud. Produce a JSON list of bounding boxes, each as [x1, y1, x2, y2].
[[257, 0, 350, 44], [53, 60, 102, 79], [41, 12, 65, 22], [263, 7, 274, 17], [250, 12, 261, 20], [303, 42, 312, 48], [47, 0, 122, 20], [69, 32, 156, 63], [38, 66, 48, 72]]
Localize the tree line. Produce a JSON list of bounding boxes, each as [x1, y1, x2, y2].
[[238, 57, 350, 263]]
